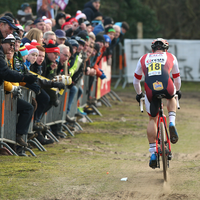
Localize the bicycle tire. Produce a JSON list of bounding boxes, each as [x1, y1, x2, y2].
[[161, 122, 168, 181]]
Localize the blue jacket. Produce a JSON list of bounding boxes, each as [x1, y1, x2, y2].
[[93, 24, 104, 36]]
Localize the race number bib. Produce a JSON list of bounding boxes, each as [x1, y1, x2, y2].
[[148, 63, 162, 76]]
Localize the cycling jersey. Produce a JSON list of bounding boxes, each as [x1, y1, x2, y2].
[[133, 51, 181, 116]]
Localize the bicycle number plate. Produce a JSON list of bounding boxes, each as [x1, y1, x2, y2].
[[148, 62, 162, 76]]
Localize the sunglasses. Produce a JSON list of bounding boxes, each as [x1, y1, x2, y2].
[[10, 43, 15, 48]]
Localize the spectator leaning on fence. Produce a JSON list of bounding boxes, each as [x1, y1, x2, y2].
[[2, 34, 34, 147], [43, 31, 56, 45]]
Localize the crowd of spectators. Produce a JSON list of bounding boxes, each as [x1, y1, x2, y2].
[[0, 0, 129, 153]]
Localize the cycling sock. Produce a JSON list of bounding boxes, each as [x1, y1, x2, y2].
[[149, 143, 156, 155], [169, 111, 176, 125]]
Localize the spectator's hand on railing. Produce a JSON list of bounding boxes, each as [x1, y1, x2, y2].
[[25, 83, 41, 95], [12, 86, 22, 99], [23, 74, 38, 84], [51, 82, 65, 90]]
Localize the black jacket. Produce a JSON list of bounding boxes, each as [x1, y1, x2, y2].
[[0, 46, 24, 86], [82, 1, 98, 22]]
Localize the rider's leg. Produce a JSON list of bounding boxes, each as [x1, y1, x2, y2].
[[167, 97, 176, 124], [147, 116, 158, 155], [167, 97, 178, 144]]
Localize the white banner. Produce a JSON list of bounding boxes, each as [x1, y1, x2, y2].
[[124, 39, 200, 83]]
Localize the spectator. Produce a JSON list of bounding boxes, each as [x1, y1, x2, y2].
[[3, 35, 34, 147], [24, 20, 34, 33], [55, 30, 67, 45], [84, 20, 93, 33], [21, 28, 43, 45], [103, 35, 111, 48], [24, 44, 39, 70], [34, 18, 46, 33], [15, 24, 24, 38], [19, 43, 28, 63], [53, 12, 66, 31], [61, 22, 72, 31], [93, 16, 114, 35], [17, 3, 35, 25], [0, 34, 37, 86], [0, 16, 19, 39], [43, 31, 56, 45], [114, 21, 130, 44], [105, 26, 115, 41], [82, 0, 101, 22]]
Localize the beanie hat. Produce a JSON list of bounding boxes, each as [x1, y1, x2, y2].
[[25, 43, 39, 55], [44, 40, 60, 54], [68, 39, 79, 48], [13, 32, 21, 41], [61, 21, 72, 30], [95, 34, 105, 44], [75, 10, 87, 21], [72, 36, 85, 46], [103, 35, 111, 44], [66, 17, 78, 24], [21, 3, 31, 11], [105, 26, 115, 34], [64, 40, 73, 56], [104, 17, 114, 26], [19, 43, 28, 57], [42, 16, 52, 25], [94, 43, 100, 53], [30, 39, 41, 46], [34, 17, 44, 25], [15, 24, 24, 31], [77, 31, 89, 41], [55, 29, 66, 39], [1, 34, 16, 44]]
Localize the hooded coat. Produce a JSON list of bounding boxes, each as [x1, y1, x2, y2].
[[82, 1, 98, 22]]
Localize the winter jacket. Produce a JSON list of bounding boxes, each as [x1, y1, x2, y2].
[[0, 46, 24, 86], [93, 24, 104, 36], [82, 1, 98, 22]]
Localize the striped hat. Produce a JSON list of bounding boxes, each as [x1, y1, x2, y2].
[[25, 43, 39, 55], [19, 43, 28, 57], [44, 40, 60, 54]]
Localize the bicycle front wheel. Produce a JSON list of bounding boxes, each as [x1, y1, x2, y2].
[[161, 122, 168, 181]]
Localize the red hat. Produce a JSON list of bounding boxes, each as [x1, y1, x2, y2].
[[68, 18, 78, 24], [75, 10, 87, 21], [44, 40, 60, 54], [30, 39, 41, 46], [25, 43, 39, 55], [61, 21, 72, 30]]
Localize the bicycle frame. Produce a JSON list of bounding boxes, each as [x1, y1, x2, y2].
[[156, 98, 171, 169]]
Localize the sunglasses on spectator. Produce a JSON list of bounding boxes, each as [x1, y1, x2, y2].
[[10, 43, 15, 48]]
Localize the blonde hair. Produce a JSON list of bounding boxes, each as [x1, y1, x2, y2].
[[25, 28, 43, 44]]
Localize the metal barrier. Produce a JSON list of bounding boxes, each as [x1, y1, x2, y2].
[[0, 84, 18, 155], [41, 88, 75, 137]]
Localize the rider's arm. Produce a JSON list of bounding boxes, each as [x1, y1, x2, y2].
[[133, 57, 143, 94], [172, 55, 181, 91]]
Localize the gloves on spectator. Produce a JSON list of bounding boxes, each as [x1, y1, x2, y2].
[[12, 86, 22, 99], [136, 93, 145, 103], [51, 82, 65, 90], [176, 90, 181, 100], [100, 73, 106, 79], [25, 83, 41, 95], [23, 74, 38, 84]]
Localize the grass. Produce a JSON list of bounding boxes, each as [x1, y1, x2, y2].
[[0, 81, 200, 199]]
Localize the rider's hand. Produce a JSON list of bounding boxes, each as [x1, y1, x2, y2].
[[176, 90, 181, 100], [136, 92, 144, 103]]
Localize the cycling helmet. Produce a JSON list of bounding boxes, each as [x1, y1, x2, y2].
[[151, 38, 169, 51]]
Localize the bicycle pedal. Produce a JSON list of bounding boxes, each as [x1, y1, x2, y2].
[[168, 152, 172, 160]]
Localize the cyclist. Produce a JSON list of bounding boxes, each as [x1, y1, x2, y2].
[[133, 38, 181, 168]]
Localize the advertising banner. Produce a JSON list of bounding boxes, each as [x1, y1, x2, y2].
[[96, 56, 111, 99], [124, 39, 200, 83]]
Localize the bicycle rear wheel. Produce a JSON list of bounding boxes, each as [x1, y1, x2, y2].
[[161, 122, 168, 181]]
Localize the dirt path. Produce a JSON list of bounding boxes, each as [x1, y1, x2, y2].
[[52, 91, 200, 200]]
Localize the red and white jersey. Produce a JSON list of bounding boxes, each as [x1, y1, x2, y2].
[[133, 52, 181, 94]]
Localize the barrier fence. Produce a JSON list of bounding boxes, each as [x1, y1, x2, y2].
[[0, 55, 123, 156]]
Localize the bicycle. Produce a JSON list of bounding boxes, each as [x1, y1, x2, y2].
[[140, 94, 180, 181]]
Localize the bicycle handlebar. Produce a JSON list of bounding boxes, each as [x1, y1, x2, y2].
[[139, 95, 180, 113]]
